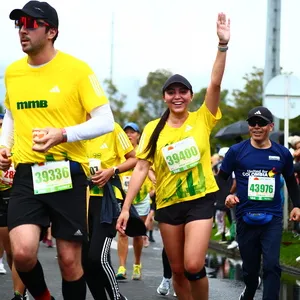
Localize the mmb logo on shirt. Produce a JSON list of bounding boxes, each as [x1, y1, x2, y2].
[[16, 100, 48, 110]]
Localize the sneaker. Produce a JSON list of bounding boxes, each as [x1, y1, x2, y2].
[[23, 289, 29, 300], [149, 236, 156, 243], [0, 262, 6, 274], [227, 240, 238, 250], [156, 277, 171, 295], [296, 256, 300, 262], [116, 266, 127, 280], [225, 230, 231, 237], [11, 293, 23, 300], [173, 291, 177, 297], [214, 230, 223, 237], [46, 239, 54, 248], [132, 264, 142, 280], [143, 236, 150, 248], [239, 276, 261, 299]]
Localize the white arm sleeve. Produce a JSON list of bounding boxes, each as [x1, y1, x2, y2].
[[0, 109, 14, 148], [65, 103, 114, 142]]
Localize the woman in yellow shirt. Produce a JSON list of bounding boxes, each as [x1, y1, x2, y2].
[[117, 13, 230, 300]]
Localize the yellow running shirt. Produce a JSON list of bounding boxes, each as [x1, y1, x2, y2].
[[4, 51, 108, 172], [121, 148, 153, 205], [87, 123, 133, 198], [136, 103, 221, 210]]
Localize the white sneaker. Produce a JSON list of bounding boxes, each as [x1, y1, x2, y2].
[[296, 256, 300, 262], [157, 277, 171, 296], [173, 291, 177, 297], [214, 230, 223, 237], [225, 230, 231, 237], [0, 262, 6, 274], [227, 240, 238, 250]]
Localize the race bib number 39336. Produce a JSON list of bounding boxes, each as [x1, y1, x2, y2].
[[162, 137, 200, 174], [31, 161, 72, 195]]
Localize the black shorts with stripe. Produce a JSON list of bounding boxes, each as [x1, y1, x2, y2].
[[8, 163, 88, 242]]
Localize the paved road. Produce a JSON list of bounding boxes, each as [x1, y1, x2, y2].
[[0, 229, 263, 300]]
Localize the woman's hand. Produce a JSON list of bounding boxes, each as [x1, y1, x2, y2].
[[217, 13, 230, 44], [116, 209, 130, 234], [92, 168, 114, 187]]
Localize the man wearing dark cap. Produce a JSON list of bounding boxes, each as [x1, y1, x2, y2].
[[0, 1, 114, 300], [218, 106, 300, 300]]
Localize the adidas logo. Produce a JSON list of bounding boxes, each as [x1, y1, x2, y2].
[[74, 230, 83, 236], [254, 110, 261, 115], [100, 143, 108, 149], [185, 125, 193, 132], [49, 86, 60, 93]]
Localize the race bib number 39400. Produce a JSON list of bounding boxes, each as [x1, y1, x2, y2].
[[162, 137, 200, 174], [31, 161, 72, 195]]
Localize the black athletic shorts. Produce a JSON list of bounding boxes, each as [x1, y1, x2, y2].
[[0, 189, 11, 227], [155, 192, 216, 225], [8, 163, 88, 242]]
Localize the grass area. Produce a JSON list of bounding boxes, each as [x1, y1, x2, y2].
[[211, 227, 300, 268]]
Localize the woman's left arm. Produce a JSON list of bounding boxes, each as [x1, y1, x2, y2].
[[205, 13, 231, 116]]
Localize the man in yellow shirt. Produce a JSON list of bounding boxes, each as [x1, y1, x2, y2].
[[0, 2, 113, 300]]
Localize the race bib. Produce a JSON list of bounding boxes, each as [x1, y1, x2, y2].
[[89, 158, 101, 177], [122, 175, 131, 192], [31, 161, 72, 195], [248, 176, 275, 201], [0, 164, 16, 187], [162, 137, 200, 174]]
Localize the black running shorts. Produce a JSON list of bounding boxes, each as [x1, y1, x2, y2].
[[8, 163, 88, 242], [155, 192, 216, 225], [0, 189, 11, 227]]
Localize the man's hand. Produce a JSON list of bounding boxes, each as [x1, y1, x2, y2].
[[32, 128, 64, 153], [0, 148, 12, 171], [290, 207, 300, 222], [225, 194, 240, 208], [92, 168, 114, 187]]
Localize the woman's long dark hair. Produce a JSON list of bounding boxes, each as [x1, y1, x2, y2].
[[145, 108, 170, 160]]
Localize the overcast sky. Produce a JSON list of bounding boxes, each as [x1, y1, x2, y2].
[[0, 0, 299, 111]]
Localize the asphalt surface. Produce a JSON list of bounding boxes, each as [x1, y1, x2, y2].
[[0, 229, 263, 300]]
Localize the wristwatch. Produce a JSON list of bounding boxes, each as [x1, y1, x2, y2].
[[113, 166, 120, 177]]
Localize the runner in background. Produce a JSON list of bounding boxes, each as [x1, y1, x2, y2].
[[83, 121, 136, 300], [116, 122, 153, 281]]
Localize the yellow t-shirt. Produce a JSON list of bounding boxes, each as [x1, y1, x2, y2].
[[87, 122, 134, 198], [121, 147, 153, 205], [4, 51, 108, 173], [136, 103, 221, 210]]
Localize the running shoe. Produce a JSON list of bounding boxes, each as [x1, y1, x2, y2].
[[0, 262, 6, 274], [156, 277, 171, 295], [11, 293, 23, 300], [116, 266, 127, 280], [132, 264, 142, 280], [143, 236, 150, 248], [239, 276, 261, 300], [149, 236, 156, 243], [227, 240, 238, 250]]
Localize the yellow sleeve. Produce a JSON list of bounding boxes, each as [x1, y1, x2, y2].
[[78, 63, 109, 113], [4, 71, 10, 110], [136, 122, 155, 164], [114, 123, 134, 159], [197, 103, 222, 132]]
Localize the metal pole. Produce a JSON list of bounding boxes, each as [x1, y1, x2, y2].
[[263, 0, 281, 131], [283, 75, 290, 230]]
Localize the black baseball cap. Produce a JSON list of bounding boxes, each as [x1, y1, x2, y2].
[[9, 1, 59, 28], [246, 106, 273, 123], [162, 74, 193, 94]]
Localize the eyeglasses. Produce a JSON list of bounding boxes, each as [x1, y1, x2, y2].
[[15, 16, 50, 30], [248, 118, 270, 127]]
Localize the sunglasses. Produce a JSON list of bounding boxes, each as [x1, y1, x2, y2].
[[248, 118, 270, 127], [15, 16, 50, 30]]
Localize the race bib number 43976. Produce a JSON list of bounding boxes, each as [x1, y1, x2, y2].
[[31, 161, 72, 195], [248, 176, 275, 201], [162, 137, 200, 174]]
